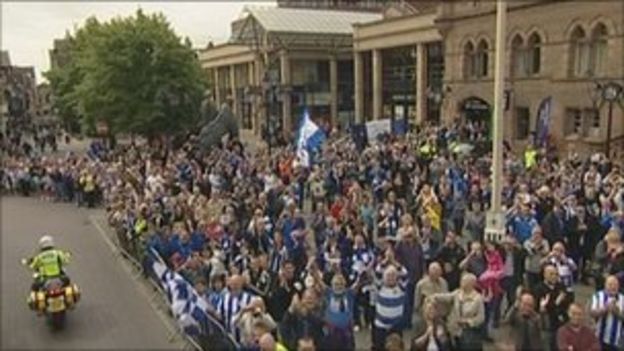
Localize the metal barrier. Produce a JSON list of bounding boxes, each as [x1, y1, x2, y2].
[[106, 224, 237, 351], [104, 225, 203, 350]]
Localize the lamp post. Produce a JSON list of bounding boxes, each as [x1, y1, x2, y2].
[[592, 81, 623, 158], [426, 85, 452, 123], [485, 0, 507, 243]]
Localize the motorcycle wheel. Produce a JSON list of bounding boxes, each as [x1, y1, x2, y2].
[[49, 311, 66, 330]]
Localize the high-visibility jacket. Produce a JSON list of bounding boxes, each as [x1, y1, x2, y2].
[[134, 218, 148, 236], [30, 248, 70, 278], [524, 149, 538, 170], [83, 175, 95, 192]]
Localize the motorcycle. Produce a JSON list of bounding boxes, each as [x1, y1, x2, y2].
[[21, 258, 81, 330]]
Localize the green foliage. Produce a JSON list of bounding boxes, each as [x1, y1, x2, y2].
[[45, 9, 206, 137]]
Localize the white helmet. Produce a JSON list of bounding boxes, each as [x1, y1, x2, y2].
[[39, 235, 55, 250]]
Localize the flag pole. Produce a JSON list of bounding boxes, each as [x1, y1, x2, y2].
[[486, 0, 507, 243]]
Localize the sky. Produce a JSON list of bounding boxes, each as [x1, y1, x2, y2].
[[1, 1, 273, 83]]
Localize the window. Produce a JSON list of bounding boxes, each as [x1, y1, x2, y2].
[[463, 42, 475, 79], [515, 107, 530, 140], [590, 23, 608, 76], [511, 35, 526, 78], [585, 108, 601, 137], [570, 26, 591, 77], [527, 33, 542, 75], [476, 40, 489, 78], [565, 108, 583, 136]]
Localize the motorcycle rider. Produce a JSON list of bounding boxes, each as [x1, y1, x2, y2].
[[27, 235, 71, 294]]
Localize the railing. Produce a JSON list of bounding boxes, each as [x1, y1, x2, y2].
[[103, 223, 207, 351]]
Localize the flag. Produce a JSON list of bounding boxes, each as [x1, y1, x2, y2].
[[295, 110, 326, 168], [150, 251, 238, 350], [535, 96, 552, 147]]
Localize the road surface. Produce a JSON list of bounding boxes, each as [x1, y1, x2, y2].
[[1, 196, 186, 350]]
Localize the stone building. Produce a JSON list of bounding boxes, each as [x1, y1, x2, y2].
[[438, 1, 624, 156], [49, 36, 72, 70], [199, 6, 381, 135], [201, 1, 624, 155], [276, 0, 386, 12], [352, 1, 442, 124], [35, 83, 52, 118], [0, 51, 38, 122]]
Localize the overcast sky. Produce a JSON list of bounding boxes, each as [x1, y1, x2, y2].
[[1, 1, 273, 83]]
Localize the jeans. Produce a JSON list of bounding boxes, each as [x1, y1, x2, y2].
[[403, 281, 416, 328]]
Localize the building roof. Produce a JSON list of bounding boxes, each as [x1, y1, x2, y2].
[[241, 6, 382, 35]]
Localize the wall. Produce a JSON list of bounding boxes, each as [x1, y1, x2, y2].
[[442, 1, 624, 153]]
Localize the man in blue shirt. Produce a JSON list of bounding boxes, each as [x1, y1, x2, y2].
[[508, 204, 538, 243]]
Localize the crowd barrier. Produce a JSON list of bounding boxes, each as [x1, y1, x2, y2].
[[108, 223, 238, 351]]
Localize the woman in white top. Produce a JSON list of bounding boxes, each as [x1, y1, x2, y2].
[[410, 302, 452, 351]]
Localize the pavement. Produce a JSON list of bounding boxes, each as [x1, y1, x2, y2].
[[0, 196, 187, 350]]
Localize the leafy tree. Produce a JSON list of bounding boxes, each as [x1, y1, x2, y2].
[[46, 10, 206, 138]]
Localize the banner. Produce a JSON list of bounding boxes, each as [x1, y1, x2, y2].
[[149, 249, 238, 351], [535, 96, 552, 147], [391, 119, 408, 136], [366, 119, 391, 141]]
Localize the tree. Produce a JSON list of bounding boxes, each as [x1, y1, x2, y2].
[[46, 10, 206, 138]]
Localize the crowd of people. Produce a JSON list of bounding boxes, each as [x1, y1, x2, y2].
[[2, 117, 624, 351]]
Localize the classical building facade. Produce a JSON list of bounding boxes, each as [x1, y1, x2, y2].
[[201, 1, 623, 155], [199, 6, 381, 135], [352, 2, 441, 123], [438, 1, 624, 156]]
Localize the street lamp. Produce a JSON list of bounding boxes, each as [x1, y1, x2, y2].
[[592, 81, 623, 158], [426, 85, 452, 123]]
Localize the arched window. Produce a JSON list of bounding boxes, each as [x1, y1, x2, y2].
[[511, 35, 525, 78], [463, 41, 475, 79], [476, 40, 489, 78], [590, 23, 608, 76], [570, 26, 590, 77], [527, 33, 542, 75]]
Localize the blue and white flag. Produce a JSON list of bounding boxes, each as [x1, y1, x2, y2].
[[295, 110, 326, 168], [150, 253, 238, 349], [535, 96, 552, 147]]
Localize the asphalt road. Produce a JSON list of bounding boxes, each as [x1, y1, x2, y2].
[[0, 196, 186, 350]]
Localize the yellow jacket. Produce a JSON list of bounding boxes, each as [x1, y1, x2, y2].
[[30, 249, 70, 278]]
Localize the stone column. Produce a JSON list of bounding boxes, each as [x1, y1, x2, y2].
[[415, 43, 427, 125], [254, 57, 266, 136], [280, 51, 292, 136], [247, 61, 256, 131], [354, 51, 364, 123], [214, 68, 221, 106], [229, 64, 238, 116], [372, 49, 383, 120], [329, 56, 339, 127]]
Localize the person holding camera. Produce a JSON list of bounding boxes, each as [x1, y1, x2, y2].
[[234, 297, 277, 349], [279, 289, 324, 351], [524, 227, 550, 291]]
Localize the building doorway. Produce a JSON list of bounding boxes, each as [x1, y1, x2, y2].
[[461, 96, 491, 134]]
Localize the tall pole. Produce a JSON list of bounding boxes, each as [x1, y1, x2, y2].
[[606, 101, 613, 158], [486, 0, 507, 242]]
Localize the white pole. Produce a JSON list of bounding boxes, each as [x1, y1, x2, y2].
[[486, 0, 507, 242]]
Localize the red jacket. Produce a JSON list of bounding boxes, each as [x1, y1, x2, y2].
[[556, 323, 600, 351]]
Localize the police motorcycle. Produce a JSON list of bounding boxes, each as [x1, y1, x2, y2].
[[21, 236, 80, 330]]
